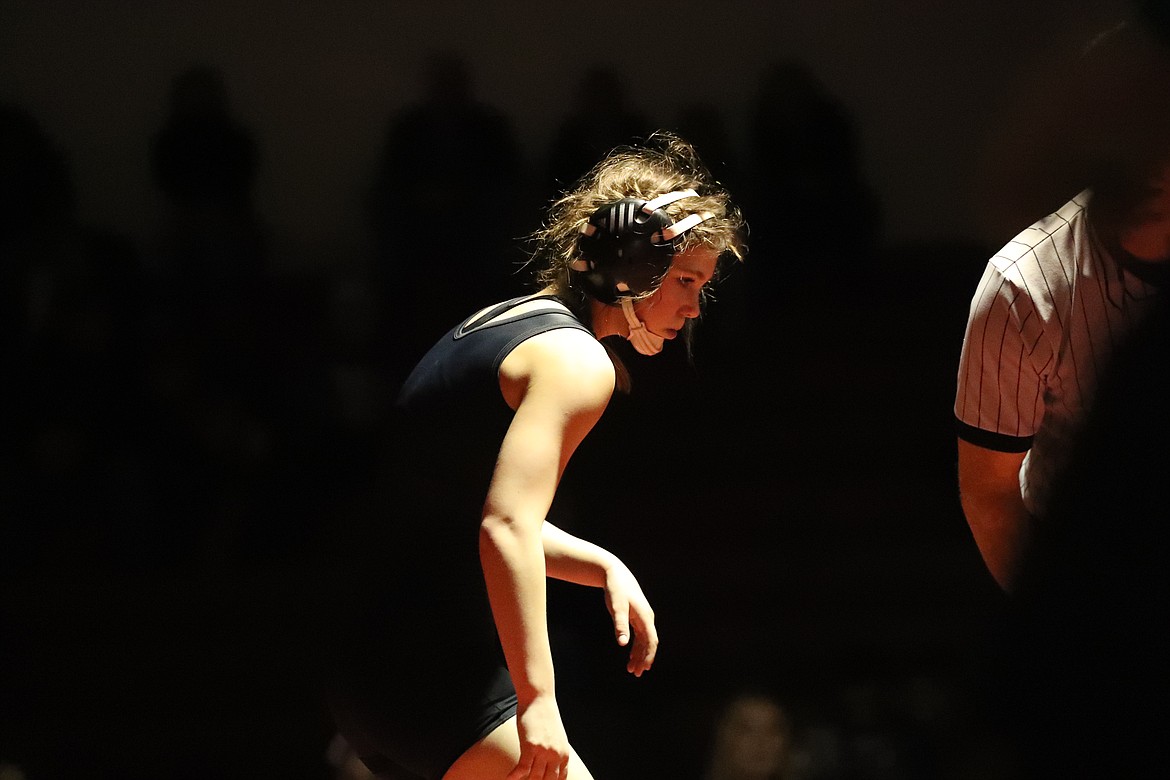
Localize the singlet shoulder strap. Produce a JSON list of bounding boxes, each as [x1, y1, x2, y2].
[[457, 294, 575, 338]]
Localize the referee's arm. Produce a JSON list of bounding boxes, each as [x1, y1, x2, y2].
[[954, 258, 1041, 593], [956, 435, 1031, 593]]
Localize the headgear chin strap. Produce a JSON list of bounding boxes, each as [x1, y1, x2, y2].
[[620, 298, 666, 355]]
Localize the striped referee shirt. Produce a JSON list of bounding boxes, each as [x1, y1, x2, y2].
[[955, 190, 1163, 518]]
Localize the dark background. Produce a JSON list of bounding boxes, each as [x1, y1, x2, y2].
[[0, 1, 1157, 778]]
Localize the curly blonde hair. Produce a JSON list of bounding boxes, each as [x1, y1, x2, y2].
[[527, 131, 747, 323]]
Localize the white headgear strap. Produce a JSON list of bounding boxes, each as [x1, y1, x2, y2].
[[620, 298, 665, 356], [653, 211, 716, 243], [642, 189, 699, 212]]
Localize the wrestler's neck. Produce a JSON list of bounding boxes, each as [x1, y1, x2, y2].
[[529, 284, 628, 340], [589, 298, 629, 341]]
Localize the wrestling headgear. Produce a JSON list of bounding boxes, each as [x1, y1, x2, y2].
[[570, 189, 715, 305]]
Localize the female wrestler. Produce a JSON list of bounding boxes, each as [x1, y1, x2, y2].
[[326, 131, 746, 780]]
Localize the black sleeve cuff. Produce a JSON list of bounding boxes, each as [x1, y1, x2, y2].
[[955, 418, 1033, 453]]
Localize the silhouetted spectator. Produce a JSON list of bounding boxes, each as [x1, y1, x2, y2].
[[675, 103, 740, 192], [367, 52, 524, 374], [545, 66, 652, 198], [0, 102, 73, 244], [0, 102, 188, 780], [144, 64, 299, 575], [671, 102, 749, 350], [22, 226, 153, 561], [149, 63, 266, 280], [0, 102, 74, 355], [746, 60, 880, 297], [0, 102, 153, 573]]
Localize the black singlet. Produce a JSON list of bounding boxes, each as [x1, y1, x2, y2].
[[325, 295, 593, 780]]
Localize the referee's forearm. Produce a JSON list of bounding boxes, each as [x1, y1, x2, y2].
[[957, 439, 1031, 592], [961, 499, 1030, 591]]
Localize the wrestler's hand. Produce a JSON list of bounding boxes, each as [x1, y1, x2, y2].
[[508, 693, 571, 780], [604, 561, 658, 676]]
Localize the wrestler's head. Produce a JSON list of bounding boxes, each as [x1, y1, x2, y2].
[[528, 131, 746, 357]]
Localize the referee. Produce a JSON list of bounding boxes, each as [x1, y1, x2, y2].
[[954, 13, 1170, 591]]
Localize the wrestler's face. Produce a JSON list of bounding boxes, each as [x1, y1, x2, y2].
[[632, 248, 718, 342]]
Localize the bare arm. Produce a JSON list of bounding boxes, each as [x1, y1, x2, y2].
[[478, 328, 614, 778], [956, 438, 1032, 592], [541, 522, 617, 586], [542, 522, 658, 675]]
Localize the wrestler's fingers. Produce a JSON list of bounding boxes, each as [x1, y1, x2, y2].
[[507, 755, 533, 780], [542, 756, 568, 780], [627, 617, 658, 676], [610, 596, 630, 647]]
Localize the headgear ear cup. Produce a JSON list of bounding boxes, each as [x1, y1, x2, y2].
[[571, 189, 715, 304]]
